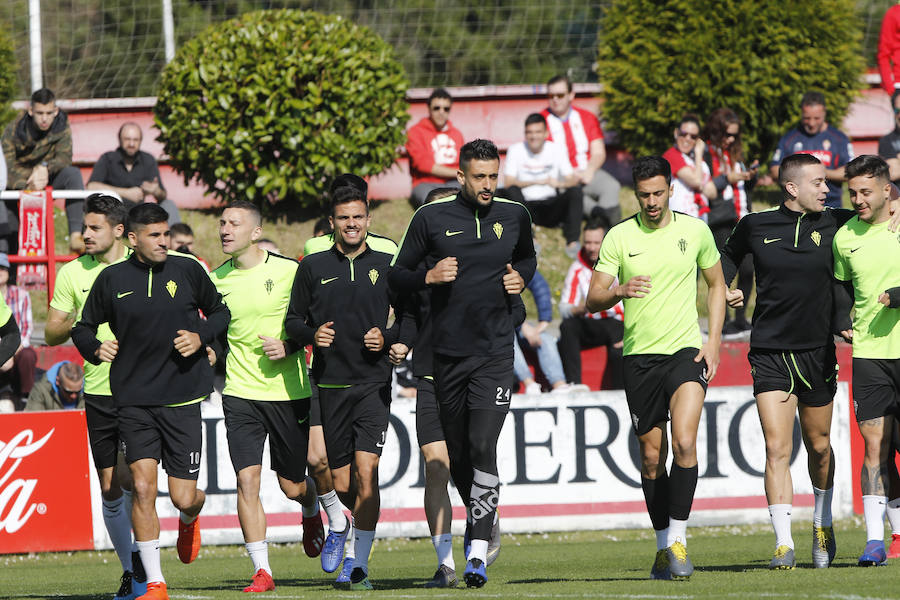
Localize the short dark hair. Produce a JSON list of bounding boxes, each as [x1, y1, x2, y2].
[[845, 154, 890, 183], [584, 214, 610, 234], [169, 222, 194, 237], [677, 113, 701, 130], [547, 74, 573, 92], [127, 203, 169, 230], [424, 187, 458, 204], [330, 185, 367, 216], [223, 200, 262, 226], [524, 113, 547, 128], [428, 88, 452, 106], [779, 153, 822, 189], [84, 193, 127, 228], [312, 217, 332, 236], [632, 156, 672, 186], [31, 88, 55, 105], [459, 139, 500, 171], [329, 173, 368, 200], [801, 91, 826, 109]]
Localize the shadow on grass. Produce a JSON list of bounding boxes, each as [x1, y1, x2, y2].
[[506, 576, 646, 584]]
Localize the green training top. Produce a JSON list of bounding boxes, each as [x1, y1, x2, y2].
[[211, 250, 311, 401], [303, 231, 398, 257], [0, 295, 11, 330], [594, 211, 720, 356], [50, 251, 129, 395], [833, 217, 900, 359]]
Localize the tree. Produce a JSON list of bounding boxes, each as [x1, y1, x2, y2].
[[0, 27, 16, 127], [596, 0, 865, 164], [153, 9, 409, 210]]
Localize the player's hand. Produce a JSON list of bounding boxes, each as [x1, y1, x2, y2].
[[839, 329, 853, 343], [206, 345, 217, 366], [503, 263, 525, 295], [695, 343, 719, 382], [96, 339, 119, 363], [258, 334, 287, 360], [389, 342, 409, 365], [426, 257, 458, 285], [364, 327, 384, 352], [0, 357, 12, 372], [174, 330, 202, 357], [615, 275, 652, 299], [726, 288, 744, 308], [880, 292, 891, 307], [315, 321, 335, 348]]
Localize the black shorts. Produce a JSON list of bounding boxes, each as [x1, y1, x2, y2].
[[318, 383, 391, 469], [852, 358, 900, 422], [223, 395, 310, 483], [416, 377, 444, 446], [118, 403, 203, 480], [748, 345, 837, 407], [84, 393, 121, 470], [309, 381, 322, 428], [623, 348, 708, 436], [433, 352, 514, 416]]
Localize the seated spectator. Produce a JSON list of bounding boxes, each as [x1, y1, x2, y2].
[[24, 360, 84, 411], [1, 88, 85, 253], [406, 88, 463, 206], [87, 122, 180, 224], [663, 113, 716, 219], [879, 90, 900, 185], [256, 238, 281, 254], [500, 113, 583, 257], [541, 74, 621, 223], [558, 217, 624, 388], [170, 222, 210, 270], [0, 253, 37, 409]]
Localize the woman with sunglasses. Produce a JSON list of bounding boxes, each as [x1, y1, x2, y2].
[[661, 114, 716, 220]]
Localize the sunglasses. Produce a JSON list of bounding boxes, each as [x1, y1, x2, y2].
[[725, 131, 739, 138], [548, 92, 568, 99], [677, 130, 699, 140], [430, 105, 451, 113]]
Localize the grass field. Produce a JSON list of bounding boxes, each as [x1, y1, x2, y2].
[[3, 519, 899, 599]]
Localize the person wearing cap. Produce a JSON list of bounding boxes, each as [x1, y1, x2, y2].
[[0, 252, 37, 409]]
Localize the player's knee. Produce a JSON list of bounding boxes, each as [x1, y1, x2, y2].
[[671, 436, 696, 462], [807, 436, 832, 461], [278, 478, 304, 500]]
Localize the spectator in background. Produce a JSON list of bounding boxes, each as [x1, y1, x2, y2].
[[879, 3, 900, 96], [24, 360, 84, 411], [878, 90, 900, 185], [557, 217, 624, 389], [0, 151, 6, 191], [171, 222, 210, 271], [662, 114, 716, 219], [407, 88, 464, 206], [500, 113, 582, 258], [0, 253, 37, 408], [256, 238, 281, 254], [1, 88, 85, 254], [87, 122, 181, 224], [770, 91, 853, 209], [542, 74, 621, 224], [703, 108, 757, 338]]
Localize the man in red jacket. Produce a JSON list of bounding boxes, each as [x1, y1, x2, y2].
[[879, 3, 900, 96], [407, 88, 464, 206]]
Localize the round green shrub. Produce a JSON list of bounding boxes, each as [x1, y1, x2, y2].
[[154, 9, 409, 210], [597, 0, 865, 165], [0, 28, 17, 128]]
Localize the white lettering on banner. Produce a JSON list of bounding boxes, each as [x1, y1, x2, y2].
[[430, 133, 458, 165], [0, 428, 54, 534]]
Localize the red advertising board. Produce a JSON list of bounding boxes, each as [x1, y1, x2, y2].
[[0, 411, 93, 554], [16, 189, 50, 291]]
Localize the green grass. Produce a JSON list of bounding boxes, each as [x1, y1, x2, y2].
[[3, 519, 898, 599]]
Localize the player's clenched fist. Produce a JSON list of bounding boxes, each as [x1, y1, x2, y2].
[[426, 256, 458, 284], [96, 339, 119, 363], [315, 321, 335, 348], [503, 263, 524, 295], [364, 327, 384, 352], [615, 275, 652, 299], [174, 329, 202, 357], [258, 334, 287, 360]]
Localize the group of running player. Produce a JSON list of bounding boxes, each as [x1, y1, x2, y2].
[[29, 137, 900, 599]]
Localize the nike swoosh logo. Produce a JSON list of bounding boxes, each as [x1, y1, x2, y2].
[[222, 292, 231, 297], [320, 277, 338, 285], [495, 400, 510, 406], [116, 291, 134, 298], [375, 442, 385, 448], [445, 230, 463, 236], [188, 467, 200, 474], [297, 416, 308, 424], [81, 288, 90, 293], [763, 238, 781, 244], [850, 247, 862, 253], [628, 251, 644, 257]]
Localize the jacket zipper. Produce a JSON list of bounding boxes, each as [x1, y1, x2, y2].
[[794, 213, 803, 247]]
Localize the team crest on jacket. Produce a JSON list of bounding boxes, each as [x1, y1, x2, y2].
[[493, 222, 503, 239], [265, 278, 274, 294], [166, 280, 177, 298], [678, 238, 687, 254], [369, 269, 379, 285], [811, 231, 821, 247]]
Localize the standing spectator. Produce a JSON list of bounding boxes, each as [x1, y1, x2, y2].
[[703, 108, 757, 337], [541, 74, 621, 223], [87, 122, 181, 224], [501, 113, 583, 257], [24, 361, 84, 411], [878, 90, 900, 185], [1, 88, 85, 253], [662, 114, 716, 219], [879, 3, 900, 96], [770, 91, 853, 209], [407, 89, 464, 206], [0, 253, 37, 407], [558, 217, 624, 389]]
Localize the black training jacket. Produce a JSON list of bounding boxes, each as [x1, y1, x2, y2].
[[721, 204, 854, 350], [72, 253, 230, 406]]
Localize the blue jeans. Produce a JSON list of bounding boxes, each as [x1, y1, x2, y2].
[[513, 331, 566, 386]]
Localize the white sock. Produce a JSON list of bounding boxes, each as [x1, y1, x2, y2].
[[318, 490, 348, 533], [863, 495, 888, 541], [353, 528, 376, 574], [666, 518, 688, 548], [655, 529, 668, 551], [469, 539, 488, 562], [813, 487, 833, 527], [245, 540, 271, 576], [432, 534, 454, 569], [122, 489, 138, 553], [769, 504, 793, 549], [102, 495, 133, 572], [887, 498, 900, 535], [179, 511, 197, 525], [136, 540, 164, 584], [345, 519, 356, 559]]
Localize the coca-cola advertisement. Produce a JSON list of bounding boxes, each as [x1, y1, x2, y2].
[[0, 411, 93, 553]]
